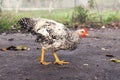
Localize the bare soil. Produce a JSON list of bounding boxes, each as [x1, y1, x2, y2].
[[0, 28, 120, 80]]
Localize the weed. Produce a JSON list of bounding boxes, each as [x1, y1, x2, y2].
[[72, 6, 88, 24]]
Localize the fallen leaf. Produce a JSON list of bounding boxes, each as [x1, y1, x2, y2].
[[106, 54, 114, 57], [8, 38, 14, 41], [1, 45, 30, 51], [0, 48, 7, 51], [15, 45, 30, 51], [110, 58, 120, 63]]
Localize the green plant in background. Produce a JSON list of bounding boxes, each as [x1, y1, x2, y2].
[[0, 0, 3, 12], [105, 13, 119, 23], [0, 9, 120, 33], [0, 13, 18, 32], [87, 11, 101, 22], [72, 6, 88, 24], [88, 0, 94, 9], [0, 9, 73, 32]]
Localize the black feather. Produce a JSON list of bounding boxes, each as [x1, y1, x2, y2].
[[17, 17, 36, 32]]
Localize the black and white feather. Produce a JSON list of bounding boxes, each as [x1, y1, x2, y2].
[[16, 17, 81, 51]]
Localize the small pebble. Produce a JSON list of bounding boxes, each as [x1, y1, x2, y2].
[[101, 48, 106, 51], [83, 64, 88, 66]]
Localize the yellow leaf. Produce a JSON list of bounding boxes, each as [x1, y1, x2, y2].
[[110, 58, 120, 63]]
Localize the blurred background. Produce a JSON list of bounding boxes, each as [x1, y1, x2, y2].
[[1, 0, 120, 12], [0, 0, 120, 32]]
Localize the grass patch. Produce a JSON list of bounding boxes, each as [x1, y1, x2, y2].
[[0, 9, 73, 32], [0, 9, 120, 32], [0, 13, 18, 32], [88, 10, 120, 23], [103, 11, 120, 23]]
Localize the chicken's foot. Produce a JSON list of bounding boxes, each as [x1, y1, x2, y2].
[[53, 52, 69, 65]]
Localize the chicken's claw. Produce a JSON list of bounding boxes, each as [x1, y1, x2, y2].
[[54, 60, 69, 65]]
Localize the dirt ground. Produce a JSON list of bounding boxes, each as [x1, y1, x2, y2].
[[0, 28, 120, 80]]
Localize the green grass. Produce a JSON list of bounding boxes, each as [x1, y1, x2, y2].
[[0, 9, 73, 32], [88, 10, 120, 23], [102, 10, 120, 23], [5, 9, 73, 23], [0, 9, 120, 32]]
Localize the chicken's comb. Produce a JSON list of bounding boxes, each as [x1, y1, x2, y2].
[[83, 28, 88, 31], [83, 28, 88, 33], [82, 28, 89, 37]]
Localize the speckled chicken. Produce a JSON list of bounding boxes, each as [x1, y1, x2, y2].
[[14, 17, 88, 65]]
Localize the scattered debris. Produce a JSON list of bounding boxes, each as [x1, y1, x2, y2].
[[101, 48, 106, 51], [105, 54, 114, 58], [94, 76, 98, 80], [101, 25, 106, 29], [8, 38, 14, 41], [36, 47, 41, 50], [0, 45, 30, 51], [25, 78, 30, 80], [83, 64, 89, 66], [0, 48, 7, 51], [110, 58, 120, 63]]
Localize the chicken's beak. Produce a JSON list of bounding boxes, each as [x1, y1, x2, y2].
[[81, 34, 88, 38]]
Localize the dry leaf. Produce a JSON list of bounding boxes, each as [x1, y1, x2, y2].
[[106, 54, 114, 57], [0, 48, 7, 51], [0, 45, 30, 51], [110, 58, 120, 63]]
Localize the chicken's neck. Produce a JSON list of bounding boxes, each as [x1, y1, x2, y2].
[[68, 30, 82, 44]]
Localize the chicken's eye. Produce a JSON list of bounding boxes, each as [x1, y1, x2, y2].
[[81, 31, 84, 33]]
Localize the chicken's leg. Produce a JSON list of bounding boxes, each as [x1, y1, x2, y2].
[[40, 48, 51, 65], [53, 52, 69, 65]]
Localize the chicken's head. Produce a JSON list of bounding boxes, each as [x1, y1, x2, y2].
[[78, 28, 88, 38]]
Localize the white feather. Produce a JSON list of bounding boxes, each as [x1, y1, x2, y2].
[[37, 28, 49, 37]]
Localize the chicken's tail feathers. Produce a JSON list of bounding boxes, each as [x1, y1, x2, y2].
[[12, 17, 36, 33], [17, 17, 35, 28]]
